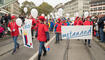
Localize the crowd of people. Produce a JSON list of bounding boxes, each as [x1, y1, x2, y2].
[[0, 13, 105, 60], [0, 14, 25, 38], [0, 14, 11, 38]]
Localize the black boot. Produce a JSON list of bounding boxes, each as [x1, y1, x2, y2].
[[38, 55, 41, 60], [17, 44, 20, 49], [12, 50, 16, 55], [43, 46, 47, 56], [43, 50, 47, 56], [85, 39, 87, 45]]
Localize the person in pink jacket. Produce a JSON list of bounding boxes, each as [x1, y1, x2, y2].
[[0, 25, 4, 38]]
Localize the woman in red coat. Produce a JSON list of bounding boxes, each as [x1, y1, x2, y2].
[[8, 16, 19, 54]]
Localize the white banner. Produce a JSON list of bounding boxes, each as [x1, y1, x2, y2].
[[22, 20, 33, 48], [61, 26, 93, 39]]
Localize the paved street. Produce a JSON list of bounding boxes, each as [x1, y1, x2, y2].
[[0, 33, 105, 60], [0, 0, 105, 60]]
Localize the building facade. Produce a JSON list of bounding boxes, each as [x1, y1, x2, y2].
[[90, 0, 105, 16], [63, 0, 90, 17], [52, 3, 64, 15], [0, 0, 20, 16], [7, 1, 20, 15]]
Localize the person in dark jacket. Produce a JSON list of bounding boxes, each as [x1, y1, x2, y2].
[[1, 16, 5, 24], [19, 15, 25, 24], [98, 15, 105, 43], [0, 16, 2, 23], [8, 14, 11, 22], [4, 14, 9, 26]]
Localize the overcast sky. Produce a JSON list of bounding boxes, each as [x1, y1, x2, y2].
[[18, 0, 71, 7]]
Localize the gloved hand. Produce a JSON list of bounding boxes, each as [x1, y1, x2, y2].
[[35, 30, 38, 38], [46, 32, 50, 42]]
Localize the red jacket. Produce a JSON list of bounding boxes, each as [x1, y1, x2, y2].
[[79, 20, 83, 25], [8, 21, 19, 36], [37, 23, 48, 42], [55, 22, 61, 33], [83, 20, 93, 25], [62, 23, 67, 26], [35, 20, 40, 31], [74, 20, 83, 25]]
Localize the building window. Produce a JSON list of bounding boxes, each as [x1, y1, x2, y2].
[[103, 6, 105, 10], [93, 13, 96, 15], [97, 2, 102, 5], [103, 12, 105, 14], [98, 7, 102, 10], [102, 2, 105, 5], [94, 8, 97, 11], [91, 8, 94, 11]]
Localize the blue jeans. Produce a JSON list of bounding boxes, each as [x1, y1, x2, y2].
[[13, 36, 19, 51], [50, 27, 54, 31], [56, 33, 60, 43], [99, 28, 105, 42], [38, 42, 46, 56], [85, 39, 90, 45]]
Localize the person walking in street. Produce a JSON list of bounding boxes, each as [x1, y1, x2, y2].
[[37, 16, 49, 60], [55, 18, 62, 43], [8, 16, 20, 55], [83, 17, 93, 47]]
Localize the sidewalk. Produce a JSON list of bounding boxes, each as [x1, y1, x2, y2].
[[93, 37, 105, 51]]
